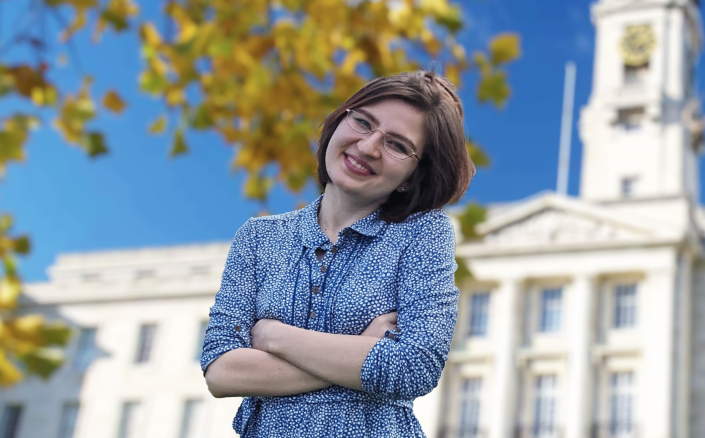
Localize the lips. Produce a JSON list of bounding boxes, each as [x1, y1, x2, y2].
[[344, 153, 376, 175]]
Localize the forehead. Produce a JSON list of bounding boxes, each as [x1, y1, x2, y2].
[[358, 99, 425, 150]]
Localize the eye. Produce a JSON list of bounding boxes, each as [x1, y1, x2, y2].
[[353, 116, 373, 131], [384, 138, 411, 155]]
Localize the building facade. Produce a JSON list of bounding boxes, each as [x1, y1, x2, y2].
[[439, 1, 705, 437], [1, 1, 704, 438], [0, 243, 242, 438]]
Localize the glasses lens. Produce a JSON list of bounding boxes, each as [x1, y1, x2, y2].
[[383, 135, 412, 159], [347, 110, 373, 134]]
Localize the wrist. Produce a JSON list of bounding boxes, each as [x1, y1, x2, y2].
[[267, 322, 292, 356]]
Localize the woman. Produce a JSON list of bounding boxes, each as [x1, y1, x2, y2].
[[201, 70, 474, 437]]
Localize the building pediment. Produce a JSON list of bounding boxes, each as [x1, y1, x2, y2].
[[474, 193, 674, 249]]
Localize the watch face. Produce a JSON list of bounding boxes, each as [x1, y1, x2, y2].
[[620, 25, 656, 66]]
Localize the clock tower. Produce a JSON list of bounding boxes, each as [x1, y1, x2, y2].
[[578, 0, 702, 207]]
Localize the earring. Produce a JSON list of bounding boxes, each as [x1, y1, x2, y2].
[[396, 186, 406, 192]]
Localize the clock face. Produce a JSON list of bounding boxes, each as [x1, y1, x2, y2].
[[620, 25, 656, 66]]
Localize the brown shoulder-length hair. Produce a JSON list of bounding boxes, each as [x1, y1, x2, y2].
[[316, 70, 475, 223]]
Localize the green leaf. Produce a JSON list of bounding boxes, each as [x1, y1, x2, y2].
[[466, 138, 490, 168], [80, 132, 109, 157], [455, 255, 472, 284], [170, 130, 188, 157], [0, 114, 36, 169], [13, 236, 30, 255], [0, 132, 25, 165], [16, 348, 64, 380], [458, 202, 486, 240], [174, 37, 197, 56], [100, 9, 129, 32], [139, 70, 169, 95], [190, 105, 214, 130], [39, 323, 72, 346]]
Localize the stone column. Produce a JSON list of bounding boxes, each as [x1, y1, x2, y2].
[[489, 279, 522, 438], [565, 275, 595, 438]]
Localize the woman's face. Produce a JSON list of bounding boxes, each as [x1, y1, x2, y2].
[[324, 99, 425, 205]]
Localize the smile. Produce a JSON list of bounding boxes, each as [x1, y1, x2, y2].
[[344, 153, 375, 175]]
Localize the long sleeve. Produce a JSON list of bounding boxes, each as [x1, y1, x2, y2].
[[200, 219, 258, 374], [360, 211, 459, 400]]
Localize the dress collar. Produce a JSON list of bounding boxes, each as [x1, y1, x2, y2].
[[299, 195, 387, 248]]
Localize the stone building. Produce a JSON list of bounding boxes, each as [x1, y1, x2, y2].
[[0, 243, 241, 438], [1, 0, 704, 437], [436, 0, 705, 437]]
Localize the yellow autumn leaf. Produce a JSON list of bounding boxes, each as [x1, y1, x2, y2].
[[244, 174, 273, 201], [148, 116, 167, 134], [0, 277, 21, 310], [477, 70, 511, 108], [6, 315, 45, 343], [102, 90, 126, 113], [31, 85, 58, 106], [165, 87, 185, 106], [489, 33, 521, 66], [139, 23, 162, 47], [0, 351, 23, 386]]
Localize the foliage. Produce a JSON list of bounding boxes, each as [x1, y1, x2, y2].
[[454, 202, 487, 284], [0, 0, 520, 384], [0, 215, 71, 385], [458, 202, 486, 241]]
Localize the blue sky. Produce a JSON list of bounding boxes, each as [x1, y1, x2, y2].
[[3, 0, 703, 282]]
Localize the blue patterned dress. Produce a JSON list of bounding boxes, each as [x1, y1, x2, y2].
[[201, 195, 459, 437]]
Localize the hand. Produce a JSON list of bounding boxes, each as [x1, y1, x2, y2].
[[251, 319, 284, 353], [361, 311, 398, 339]]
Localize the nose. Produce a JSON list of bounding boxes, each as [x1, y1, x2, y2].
[[357, 130, 384, 159]]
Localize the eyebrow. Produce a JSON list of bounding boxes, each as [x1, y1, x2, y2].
[[355, 108, 418, 152]]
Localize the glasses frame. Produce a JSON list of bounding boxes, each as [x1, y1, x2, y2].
[[345, 109, 420, 161]]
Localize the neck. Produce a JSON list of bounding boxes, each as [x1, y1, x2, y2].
[[318, 184, 382, 243]]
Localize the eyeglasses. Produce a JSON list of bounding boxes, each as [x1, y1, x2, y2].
[[345, 109, 419, 161]]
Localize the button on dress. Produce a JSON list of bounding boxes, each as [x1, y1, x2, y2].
[[201, 195, 460, 437]]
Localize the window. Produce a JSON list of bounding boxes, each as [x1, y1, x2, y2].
[[533, 375, 558, 438], [539, 288, 562, 333], [57, 403, 79, 438], [458, 378, 482, 438], [81, 272, 101, 282], [609, 372, 634, 438], [73, 327, 97, 370], [624, 63, 648, 86], [135, 324, 157, 364], [194, 320, 208, 362], [614, 284, 637, 329], [179, 400, 206, 438], [621, 178, 637, 198], [0, 405, 22, 438], [135, 269, 155, 280], [116, 402, 141, 438], [469, 293, 490, 337], [617, 108, 644, 131], [190, 266, 210, 275]]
